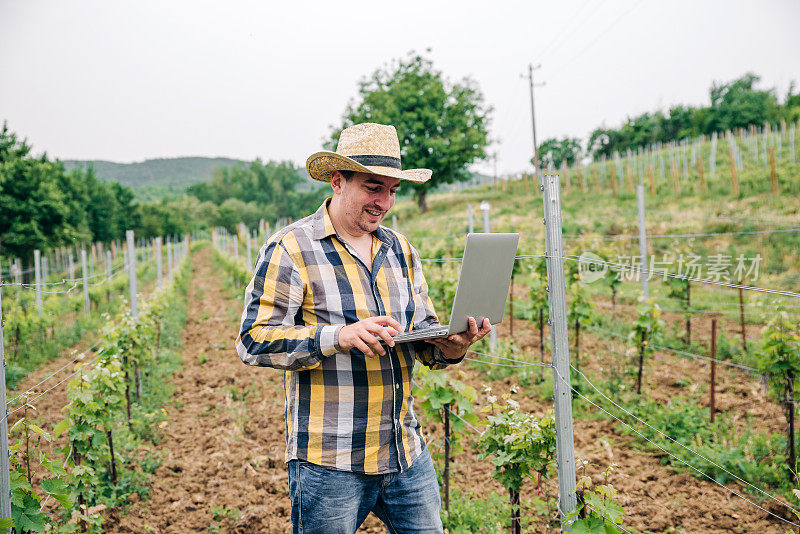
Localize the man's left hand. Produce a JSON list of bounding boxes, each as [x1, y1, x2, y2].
[[425, 316, 492, 361]]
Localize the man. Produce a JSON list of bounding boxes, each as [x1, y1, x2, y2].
[[235, 123, 491, 533]]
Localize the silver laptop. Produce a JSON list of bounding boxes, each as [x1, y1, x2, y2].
[[393, 233, 520, 344]]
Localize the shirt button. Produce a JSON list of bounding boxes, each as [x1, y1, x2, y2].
[[395, 383, 400, 389]]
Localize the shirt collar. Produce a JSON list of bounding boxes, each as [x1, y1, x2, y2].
[[312, 198, 395, 246]]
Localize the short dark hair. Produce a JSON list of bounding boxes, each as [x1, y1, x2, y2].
[[337, 170, 355, 181]]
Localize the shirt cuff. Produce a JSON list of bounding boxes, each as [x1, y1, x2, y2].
[[317, 324, 344, 357], [431, 346, 466, 366]]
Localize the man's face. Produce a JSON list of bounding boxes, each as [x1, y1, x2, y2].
[[331, 171, 401, 235]]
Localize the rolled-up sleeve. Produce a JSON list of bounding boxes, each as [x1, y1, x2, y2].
[[235, 241, 342, 370]]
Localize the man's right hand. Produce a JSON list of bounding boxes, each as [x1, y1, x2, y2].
[[338, 316, 402, 358]]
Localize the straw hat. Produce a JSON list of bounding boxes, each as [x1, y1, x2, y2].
[[306, 123, 432, 183]]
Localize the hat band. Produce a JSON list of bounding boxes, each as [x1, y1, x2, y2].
[[348, 154, 402, 169]]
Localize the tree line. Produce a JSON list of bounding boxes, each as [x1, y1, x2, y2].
[[539, 73, 800, 168], [0, 123, 327, 263]]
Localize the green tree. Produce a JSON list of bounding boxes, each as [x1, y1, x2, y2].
[[537, 137, 581, 169], [706, 72, 780, 132], [331, 51, 492, 212]]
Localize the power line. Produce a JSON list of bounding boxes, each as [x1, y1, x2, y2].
[[548, 0, 646, 78]]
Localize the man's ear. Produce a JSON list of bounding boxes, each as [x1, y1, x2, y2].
[[330, 171, 343, 195]]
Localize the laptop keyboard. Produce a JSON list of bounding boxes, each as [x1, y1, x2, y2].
[[393, 326, 450, 343]]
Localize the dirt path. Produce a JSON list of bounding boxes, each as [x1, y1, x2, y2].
[[111, 248, 391, 533], [106, 249, 792, 533]]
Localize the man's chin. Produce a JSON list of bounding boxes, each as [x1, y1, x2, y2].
[[359, 218, 383, 233]]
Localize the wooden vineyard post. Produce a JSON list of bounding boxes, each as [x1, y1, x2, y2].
[[509, 273, 514, 338], [626, 163, 634, 194], [671, 156, 679, 195], [609, 164, 617, 198], [577, 165, 585, 193], [769, 146, 778, 194], [562, 163, 570, 194], [710, 318, 717, 423], [511, 486, 521, 534], [636, 330, 646, 395], [738, 279, 747, 353], [592, 165, 600, 192], [697, 155, 706, 193], [648, 163, 656, 195], [728, 149, 739, 196]]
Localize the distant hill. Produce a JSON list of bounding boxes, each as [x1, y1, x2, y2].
[[62, 157, 246, 201], [62, 156, 322, 202]]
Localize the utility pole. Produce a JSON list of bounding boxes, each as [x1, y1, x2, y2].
[[523, 63, 545, 174]]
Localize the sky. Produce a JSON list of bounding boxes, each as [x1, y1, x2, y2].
[[1, 0, 798, 176]]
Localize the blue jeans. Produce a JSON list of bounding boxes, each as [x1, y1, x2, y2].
[[287, 446, 443, 534]]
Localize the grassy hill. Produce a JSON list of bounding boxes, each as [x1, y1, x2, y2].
[[393, 130, 800, 302], [62, 157, 247, 201]]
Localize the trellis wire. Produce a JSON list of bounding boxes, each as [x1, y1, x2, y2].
[[557, 366, 800, 525], [5, 341, 105, 407], [560, 254, 800, 298]]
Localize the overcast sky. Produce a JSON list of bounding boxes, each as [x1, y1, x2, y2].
[[1, 0, 798, 175]]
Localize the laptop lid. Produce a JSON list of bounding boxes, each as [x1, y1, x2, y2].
[[446, 232, 520, 334]]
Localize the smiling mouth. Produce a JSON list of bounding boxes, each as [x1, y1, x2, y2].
[[364, 208, 384, 218]]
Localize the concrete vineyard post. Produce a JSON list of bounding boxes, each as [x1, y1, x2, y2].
[[155, 237, 163, 289], [609, 164, 617, 198], [0, 283, 12, 534], [697, 155, 706, 192], [467, 204, 474, 234], [246, 231, 253, 267], [541, 173, 578, 526], [480, 201, 497, 350], [738, 280, 747, 353], [106, 251, 112, 302], [637, 185, 649, 299], [392, 215, 398, 233], [35, 249, 43, 315], [167, 239, 174, 284], [127, 230, 138, 320], [81, 249, 89, 316]]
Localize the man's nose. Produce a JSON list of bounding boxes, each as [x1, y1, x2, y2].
[[375, 191, 393, 210]]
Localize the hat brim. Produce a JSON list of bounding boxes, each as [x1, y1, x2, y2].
[[306, 152, 432, 184]]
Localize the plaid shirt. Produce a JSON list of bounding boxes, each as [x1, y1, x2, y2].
[[236, 200, 462, 474]]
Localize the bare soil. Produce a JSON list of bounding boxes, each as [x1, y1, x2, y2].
[[8, 248, 796, 533]]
